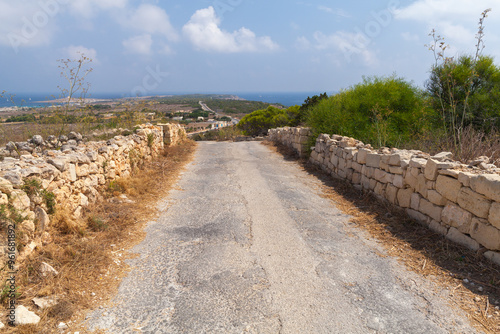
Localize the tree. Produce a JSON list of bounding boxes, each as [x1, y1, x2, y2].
[[238, 106, 297, 136], [425, 9, 499, 151]]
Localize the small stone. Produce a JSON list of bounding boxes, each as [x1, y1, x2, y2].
[[14, 305, 40, 325], [40, 262, 59, 277], [33, 296, 58, 309], [474, 296, 481, 302], [478, 286, 484, 292], [31, 135, 44, 146], [58, 322, 68, 330], [463, 279, 470, 284], [0, 321, 4, 329]]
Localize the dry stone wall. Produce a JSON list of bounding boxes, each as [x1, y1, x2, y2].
[[159, 123, 186, 146], [0, 124, 170, 263], [269, 127, 500, 266]]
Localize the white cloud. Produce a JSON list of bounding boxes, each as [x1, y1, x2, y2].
[[62, 45, 98, 62], [295, 36, 311, 50], [125, 4, 178, 41], [122, 34, 153, 55], [395, 0, 498, 48], [401, 32, 420, 42], [69, 0, 128, 18], [317, 6, 350, 18], [183, 6, 279, 53], [311, 31, 377, 66], [0, 1, 57, 50]]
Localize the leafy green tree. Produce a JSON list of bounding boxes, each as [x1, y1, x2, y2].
[[306, 76, 427, 147], [238, 106, 297, 136]]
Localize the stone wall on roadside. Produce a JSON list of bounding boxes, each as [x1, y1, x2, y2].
[[0, 124, 165, 263], [269, 127, 500, 266], [159, 123, 186, 146]]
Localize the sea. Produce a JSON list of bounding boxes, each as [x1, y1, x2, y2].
[[0, 92, 330, 109]]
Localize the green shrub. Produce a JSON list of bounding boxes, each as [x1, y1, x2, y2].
[[238, 105, 300, 136], [306, 76, 427, 147]]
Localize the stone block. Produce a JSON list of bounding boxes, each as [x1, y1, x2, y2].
[[393, 175, 404, 189], [419, 199, 443, 221], [416, 174, 428, 197], [389, 166, 404, 175], [11, 190, 30, 211], [470, 173, 500, 202], [397, 188, 413, 208], [409, 158, 427, 168], [385, 184, 398, 204], [442, 203, 472, 233], [68, 164, 77, 182], [0, 177, 14, 195], [406, 208, 430, 225], [410, 193, 421, 211], [458, 172, 473, 187], [489, 202, 500, 229], [484, 251, 500, 266], [457, 187, 491, 219], [427, 190, 447, 206], [470, 218, 500, 250], [436, 175, 462, 202], [366, 153, 381, 168], [446, 227, 480, 251], [352, 172, 361, 184], [404, 172, 418, 189], [357, 148, 370, 164], [424, 159, 439, 180], [429, 220, 448, 236]]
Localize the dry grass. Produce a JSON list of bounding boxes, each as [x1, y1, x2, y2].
[[1, 140, 197, 333], [267, 140, 500, 334]]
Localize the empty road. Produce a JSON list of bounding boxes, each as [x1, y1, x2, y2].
[[88, 141, 477, 333]]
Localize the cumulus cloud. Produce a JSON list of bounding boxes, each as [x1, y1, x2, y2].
[[122, 34, 153, 55], [311, 31, 377, 66], [125, 4, 178, 41], [183, 7, 279, 53], [317, 6, 350, 18], [69, 0, 128, 18], [62, 45, 98, 62], [0, 1, 57, 50], [395, 0, 498, 48]]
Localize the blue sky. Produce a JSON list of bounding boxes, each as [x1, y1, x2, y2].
[[1, 0, 500, 96]]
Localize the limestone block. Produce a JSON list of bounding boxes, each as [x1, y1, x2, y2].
[[484, 251, 500, 266], [416, 174, 428, 197], [458, 172, 473, 187], [366, 153, 381, 168], [442, 203, 472, 233], [446, 227, 480, 251], [357, 148, 370, 164], [438, 169, 460, 178], [47, 158, 67, 172], [470, 218, 500, 250], [352, 172, 361, 184], [397, 188, 413, 208], [393, 175, 404, 189], [0, 177, 14, 194], [374, 169, 388, 183], [429, 220, 448, 236], [424, 159, 439, 180], [21, 220, 35, 233], [352, 162, 362, 173], [411, 193, 421, 211], [436, 175, 462, 202], [419, 199, 443, 221], [379, 161, 390, 172], [385, 184, 398, 204], [470, 173, 500, 202], [409, 158, 427, 168], [489, 202, 500, 229], [404, 172, 418, 190], [80, 193, 89, 207], [427, 190, 447, 206], [68, 164, 77, 182], [76, 164, 90, 177], [389, 166, 404, 175], [457, 187, 491, 219], [338, 158, 346, 171], [406, 208, 430, 225], [369, 178, 377, 190], [410, 167, 420, 178], [10, 190, 30, 211], [361, 175, 371, 189]]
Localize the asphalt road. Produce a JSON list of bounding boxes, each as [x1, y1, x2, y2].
[[88, 141, 478, 333]]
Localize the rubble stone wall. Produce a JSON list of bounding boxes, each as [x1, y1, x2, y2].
[[0, 124, 166, 262], [159, 123, 186, 146], [269, 127, 500, 266]]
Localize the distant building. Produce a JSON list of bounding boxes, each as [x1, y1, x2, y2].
[[172, 116, 183, 121]]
